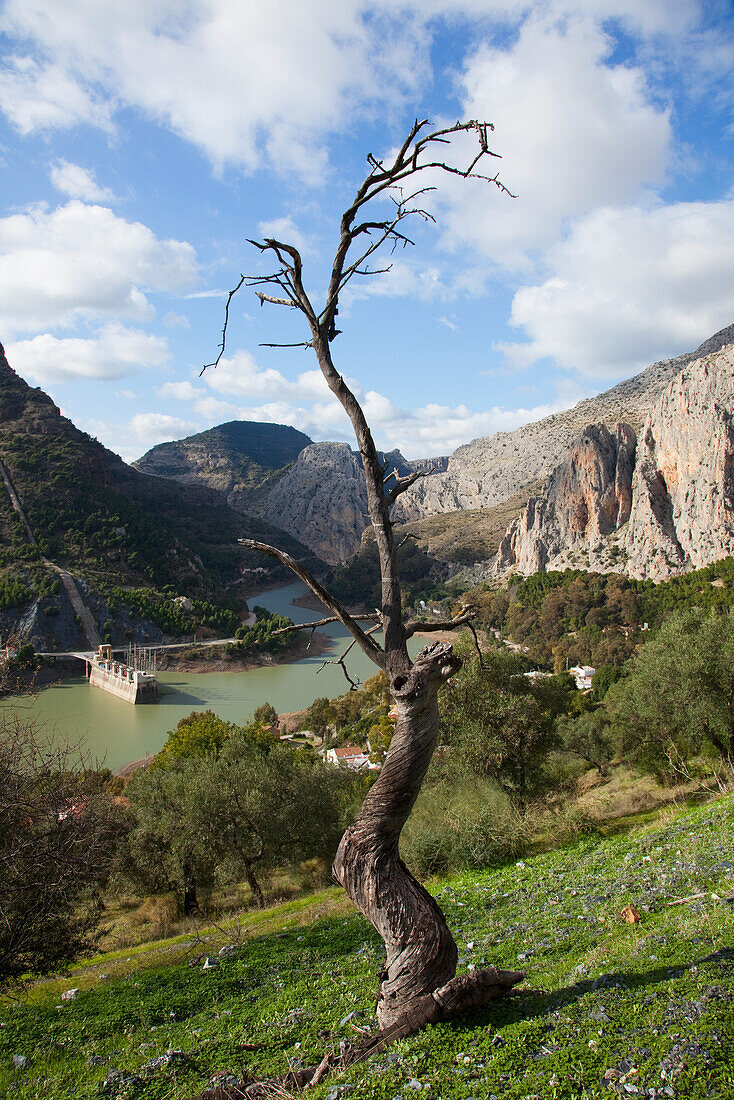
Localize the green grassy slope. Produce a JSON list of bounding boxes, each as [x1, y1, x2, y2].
[[2, 796, 733, 1099]]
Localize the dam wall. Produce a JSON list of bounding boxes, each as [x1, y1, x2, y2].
[[88, 657, 158, 704]]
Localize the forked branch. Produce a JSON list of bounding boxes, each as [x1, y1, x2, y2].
[[404, 605, 476, 639], [238, 539, 384, 667]]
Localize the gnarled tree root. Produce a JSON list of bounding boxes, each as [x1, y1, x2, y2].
[[194, 965, 525, 1099]]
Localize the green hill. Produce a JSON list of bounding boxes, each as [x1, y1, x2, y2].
[[134, 419, 313, 512], [2, 795, 732, 1099], [0, 345, 320, 645]]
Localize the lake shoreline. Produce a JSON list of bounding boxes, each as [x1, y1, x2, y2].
[[153, 629, 331, 673]]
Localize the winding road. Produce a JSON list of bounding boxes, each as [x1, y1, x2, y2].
[[0, 453, 101, 650]]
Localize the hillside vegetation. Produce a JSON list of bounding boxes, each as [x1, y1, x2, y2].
[[468, 556, 734, 670], [0, 346, 322, 647], [2, 796, 732, 1099]]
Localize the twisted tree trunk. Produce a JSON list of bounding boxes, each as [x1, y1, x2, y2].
[[334, 642, 459, 1027], [333, 641, 524, 1033]]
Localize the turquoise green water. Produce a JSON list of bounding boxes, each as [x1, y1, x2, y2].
[[20, 583, 416, 772]]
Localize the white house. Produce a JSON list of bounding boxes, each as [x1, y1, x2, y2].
[[325, 745, 378, 770], [569, 665, 595, 690]]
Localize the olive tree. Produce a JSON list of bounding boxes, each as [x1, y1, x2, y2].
[[607, 608, 734, 782], [0, 715, 126, 991], [206, 120, 523, 1062]]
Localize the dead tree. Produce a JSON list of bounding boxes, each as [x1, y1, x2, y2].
[[205, 119, 524, 1062]]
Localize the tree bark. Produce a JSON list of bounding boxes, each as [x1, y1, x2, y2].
[[243, 860, 265, 908], [333, 640, 522, 1032], [334, 641, 459, 1028]]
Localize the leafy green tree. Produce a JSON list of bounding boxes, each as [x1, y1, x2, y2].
[[253, 701, 279, 731], [122, 735, 348, 910], [157, 709, 241, 761], [303, 696, 335, 737], [607, 608, 734, 782], [558, 709, 615, 775], [157, 709, 276, 763], [0, 717, 128, 989], [439, 643, 569, 812], [120, 761, 215, 915]]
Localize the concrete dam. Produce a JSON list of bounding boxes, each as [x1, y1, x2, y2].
[[87, 645, 158, 704]]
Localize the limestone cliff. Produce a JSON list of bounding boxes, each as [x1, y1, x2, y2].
[[493, 341, 734, 580], [495, 424, 636, 575], [395, 324, 734, 523], [622, 345, 734, 580], [266, 443, 435, 564]]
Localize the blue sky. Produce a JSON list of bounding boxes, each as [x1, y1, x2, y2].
[[0, 0, 733, 461]]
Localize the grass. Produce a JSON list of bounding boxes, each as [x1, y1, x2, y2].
[[1, 795, 733, 1099]]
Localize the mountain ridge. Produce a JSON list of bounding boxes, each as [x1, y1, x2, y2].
[[394, 324, 734, 523], [492, 340, 734, 581]]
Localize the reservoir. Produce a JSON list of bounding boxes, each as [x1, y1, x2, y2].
[[20, 583, 422, 772]]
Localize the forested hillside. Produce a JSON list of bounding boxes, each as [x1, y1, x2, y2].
[[0, 346, 319, 612]]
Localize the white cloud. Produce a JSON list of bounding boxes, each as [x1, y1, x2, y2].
[[49, 160, 115, 202], [193, 395, 240, 420], [157, 380, 199, 401], [499, 198, 734, 378], [0, 0, 427, 177], [434, 15, 671, 268], [0, 52, 113, 133], [0, 200, 198, 334], [6, 325, 170, 382], [162, 311, 190, 328], [257, 216, 308, 254], [204, 350, 297, 402], [129, 411, 199, 449]]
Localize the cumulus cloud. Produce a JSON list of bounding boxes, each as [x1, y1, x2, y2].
[[257, 216, 308, 254], [0, 0, 698, 180], [0, 200, 198, 334], [432, 15, 671, 268], [0, 0, 428, 176], [160, 341, 580, 456], [157, 380, 199, 401], [0, 52, 113, 133], [499, 199, 734, 378], [6, 325, 170, 382], [49, 160, 115, 202]]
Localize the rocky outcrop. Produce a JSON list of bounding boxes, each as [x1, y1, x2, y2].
[[396, 324, 734, 523], [266, 443, 432, 564], [134, 420, 312, 507], [494, 341, 734, 580], [623, 345, 734, 579], [267, 443, 370, 565], [495, 423, 636, 574]]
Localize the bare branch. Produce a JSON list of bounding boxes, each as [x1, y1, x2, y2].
[[272, 614, 380, 636], [315, 623, 382, 689], [259, 341, 313, 349], [256, 291, 298, 308], [200, 274, 245, 374], [238, 539, 385, 667], [404, 606, 476, 639], [386, 469, 430, 507]]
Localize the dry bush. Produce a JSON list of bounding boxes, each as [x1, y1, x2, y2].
[[130, 894, 178, 934]]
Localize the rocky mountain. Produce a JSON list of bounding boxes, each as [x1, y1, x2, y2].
[[0, 345, 317, 646], [494, 340, 734, 581], [137, 422, 448, 565], [395, 324, 734, 523], [267, 444, 442, 564], [134, 420, 313, 512]]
